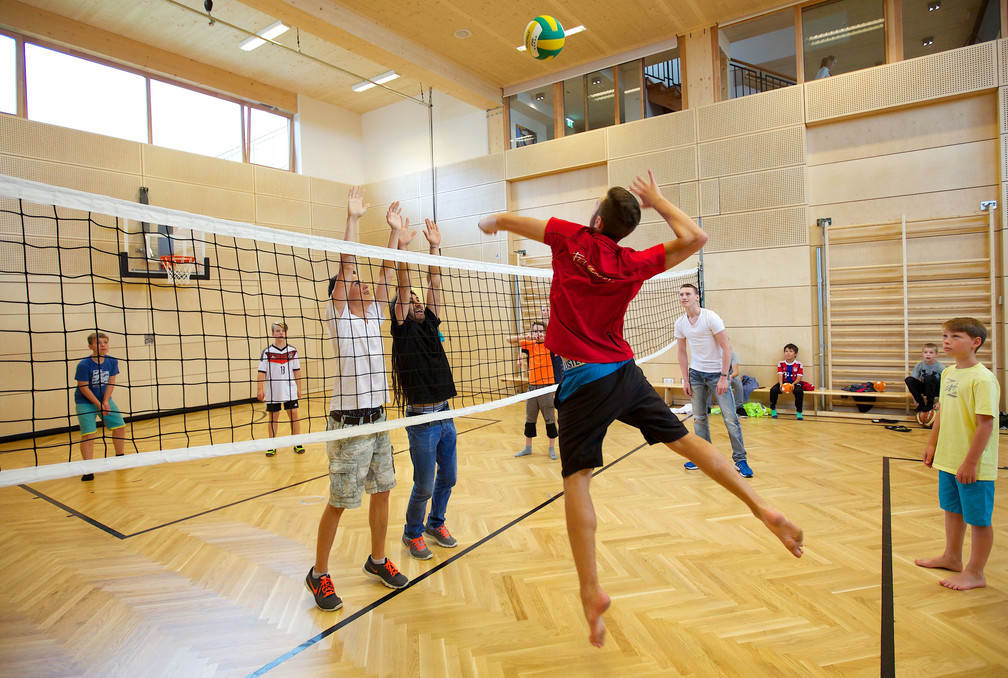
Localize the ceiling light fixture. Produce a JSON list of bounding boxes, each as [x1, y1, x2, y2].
[[239, 20, 289, 51], [928, 1, 940, 10], [535, 93, 545, 100], [517, 24, 585, 51], [806, 18, 884, 47], [351, 70, 400, 92], [922, 36, 934, 46], [454, 29, 472, 39]]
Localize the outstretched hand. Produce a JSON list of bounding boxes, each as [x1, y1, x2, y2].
[[424, 219, 441, 248], [387, 202, 416, 248], [478, 215, 499, 235], [629, 170, 663, 210], [348, 185, 370, 219]]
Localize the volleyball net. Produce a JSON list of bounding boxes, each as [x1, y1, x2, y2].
[[0, 174, 698, 486]]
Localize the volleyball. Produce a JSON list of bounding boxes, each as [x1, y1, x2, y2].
[[916, 410, 935, 428], [874, 380, 886, 392], [781, 382, 793, 394], [524, 16, 565, 60]]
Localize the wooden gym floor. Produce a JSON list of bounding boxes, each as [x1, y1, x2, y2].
[[0, 400, 1005, 677]]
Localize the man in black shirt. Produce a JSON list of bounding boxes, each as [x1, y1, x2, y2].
[[389, 210, 459, 560]]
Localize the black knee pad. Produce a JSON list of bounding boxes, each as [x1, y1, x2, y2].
[[545, 422, 558, 439], [524, 422, 537, 438]]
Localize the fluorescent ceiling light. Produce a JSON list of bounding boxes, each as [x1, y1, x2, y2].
[[240, 20, 289, 51], [517, 25, 585, 51], [806, 19, 884, 47], [351, 70, 400, 92]]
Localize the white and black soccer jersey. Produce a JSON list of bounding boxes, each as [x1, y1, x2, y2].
[[258, 344, 300, 403]]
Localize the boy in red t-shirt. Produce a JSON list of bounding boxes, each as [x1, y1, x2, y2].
[[479, 171, 804, 648]]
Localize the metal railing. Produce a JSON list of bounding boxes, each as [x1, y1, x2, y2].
[[727, 60, 795, 98]]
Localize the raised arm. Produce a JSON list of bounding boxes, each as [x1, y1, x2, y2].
[[630, 170, 707, 269], [423, 219, 443, 317], [381, 201, 415, 308], [331, 185, 370, 314], [478, 214, 549, 243]]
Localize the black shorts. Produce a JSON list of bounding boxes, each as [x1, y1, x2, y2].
[[266, 399, 299, 412], [557, 361, 688, 478]]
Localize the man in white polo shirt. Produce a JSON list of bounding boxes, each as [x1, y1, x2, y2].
[[674, 283, 753, 478]]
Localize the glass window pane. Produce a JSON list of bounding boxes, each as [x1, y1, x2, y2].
[[151, 79, 242, 160], [619, 62, 642, 124], [25, 43, 147, 142], [249, 108, 290, 170], [802, 0, 885, 80], [562, 75, 585, 136], [722, 10, 796, 99], [903, 0, 1000, 61], [586, 68, 615, 131], [643, 49, 681, 117], [509, 88, 554, 148], [0, 35, 15, 115]]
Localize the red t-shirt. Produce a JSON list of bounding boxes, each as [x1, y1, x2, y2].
[[543, 218, 665, 363]]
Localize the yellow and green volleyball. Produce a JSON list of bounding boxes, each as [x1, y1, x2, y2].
[[524, 16, 565, 61]]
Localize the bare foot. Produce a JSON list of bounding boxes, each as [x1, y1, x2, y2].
[[914, 554, 963, 571], [581, 589, 611, 648], [939, 572, 986, 590], [764, 509, 804, 558]]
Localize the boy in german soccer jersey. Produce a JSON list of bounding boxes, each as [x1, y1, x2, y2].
[[256, 321, 303, 456]]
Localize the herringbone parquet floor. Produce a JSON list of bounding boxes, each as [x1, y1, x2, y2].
[[0, 402, 1005, 677]]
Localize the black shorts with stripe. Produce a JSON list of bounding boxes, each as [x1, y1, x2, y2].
[[556, 361, 688, 478]]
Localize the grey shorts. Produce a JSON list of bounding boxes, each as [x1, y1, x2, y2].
[[325, 412, 395, 508]]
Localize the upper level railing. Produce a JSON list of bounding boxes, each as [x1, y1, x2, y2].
[[727, 59, 795, 98], [644, 59, 681, 88]]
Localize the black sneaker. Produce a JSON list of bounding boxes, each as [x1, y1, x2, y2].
[[736, 406, 748, 417], [81, 473, 94, 481], [362, 557, 408, 589], [305, 568, 343, 611]]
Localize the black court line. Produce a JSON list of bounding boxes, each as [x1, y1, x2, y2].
[[880, 455, 1008, 678], [18, 416, 501, 539], [247, 442, 648, 677]]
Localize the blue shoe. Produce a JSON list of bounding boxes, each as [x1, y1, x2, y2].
[[796, 412, 803, 420], [735, 460, 753, 478], [684, 461, 699, 470], [770, 410, 777, 419]]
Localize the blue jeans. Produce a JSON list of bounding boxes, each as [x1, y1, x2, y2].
[[689, 368, 747, 463], [403, 410, 458, 539]]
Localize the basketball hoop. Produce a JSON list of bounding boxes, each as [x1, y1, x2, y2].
[[160, 255, 197, 285]]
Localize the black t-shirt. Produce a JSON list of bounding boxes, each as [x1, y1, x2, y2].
[[390, 307, 457, 405]]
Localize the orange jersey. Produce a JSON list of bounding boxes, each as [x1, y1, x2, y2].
[[521, 340, 555, 386]]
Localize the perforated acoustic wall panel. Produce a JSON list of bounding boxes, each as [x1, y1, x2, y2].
[[607, 146, 697, 190], [1000, 38, 1008, 85], [678, 181, 699, 218], [506, 129, 607, 180], [606, 109, 696, 159], [805, 41, 998, 123], [701, 206, 808, 253], [718, 166, 806, 214], [700, 178, 720, 216], [1000, 87, 1008, 134], [0, 115, 142, 177], [435, 154, 506, 193], [697, 126, 805, 179], [696, 85, 804, 143]]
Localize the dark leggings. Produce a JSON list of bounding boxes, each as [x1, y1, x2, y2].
[[769, 382, 804, 412], [905, 374, 940, 410]]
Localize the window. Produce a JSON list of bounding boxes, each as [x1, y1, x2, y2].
[[803, 0, 886, 80], [563, 74, 585, 135], [618, 61, 643, 123], [903, 0, 1000, 61], [249, 108, 290, 170], [508, 87, 555, 148], [721, 10, 797, 99], [25, 43, 147, 142], [585, 68, 616, 131], [0, 34, 14, 115], [150, 79, 242, 160], [644, 49, 681, 117]]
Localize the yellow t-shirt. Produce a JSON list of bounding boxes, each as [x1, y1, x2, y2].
[[933, 363, 1000, 481]]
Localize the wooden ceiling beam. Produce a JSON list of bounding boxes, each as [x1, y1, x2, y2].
[[238, 0, 502, 110], [0, 0, 298, 112]]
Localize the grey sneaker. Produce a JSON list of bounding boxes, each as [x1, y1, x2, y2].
[[548, 448, 558, 460], [305, 568, 343, 611], [362, 558, 408, 589], [402, 534, 433, 560], [425, 524, 458, 548]]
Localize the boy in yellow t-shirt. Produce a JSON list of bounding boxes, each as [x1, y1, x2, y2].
[[915, 317, 999, 590]]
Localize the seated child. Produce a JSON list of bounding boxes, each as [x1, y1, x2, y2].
[[769, 343, 804, 420], [905, 342, 944, 412]]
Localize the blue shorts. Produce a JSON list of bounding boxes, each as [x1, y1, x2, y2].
[[939, 471, 995, 527], [76, 400, 126, 435]]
